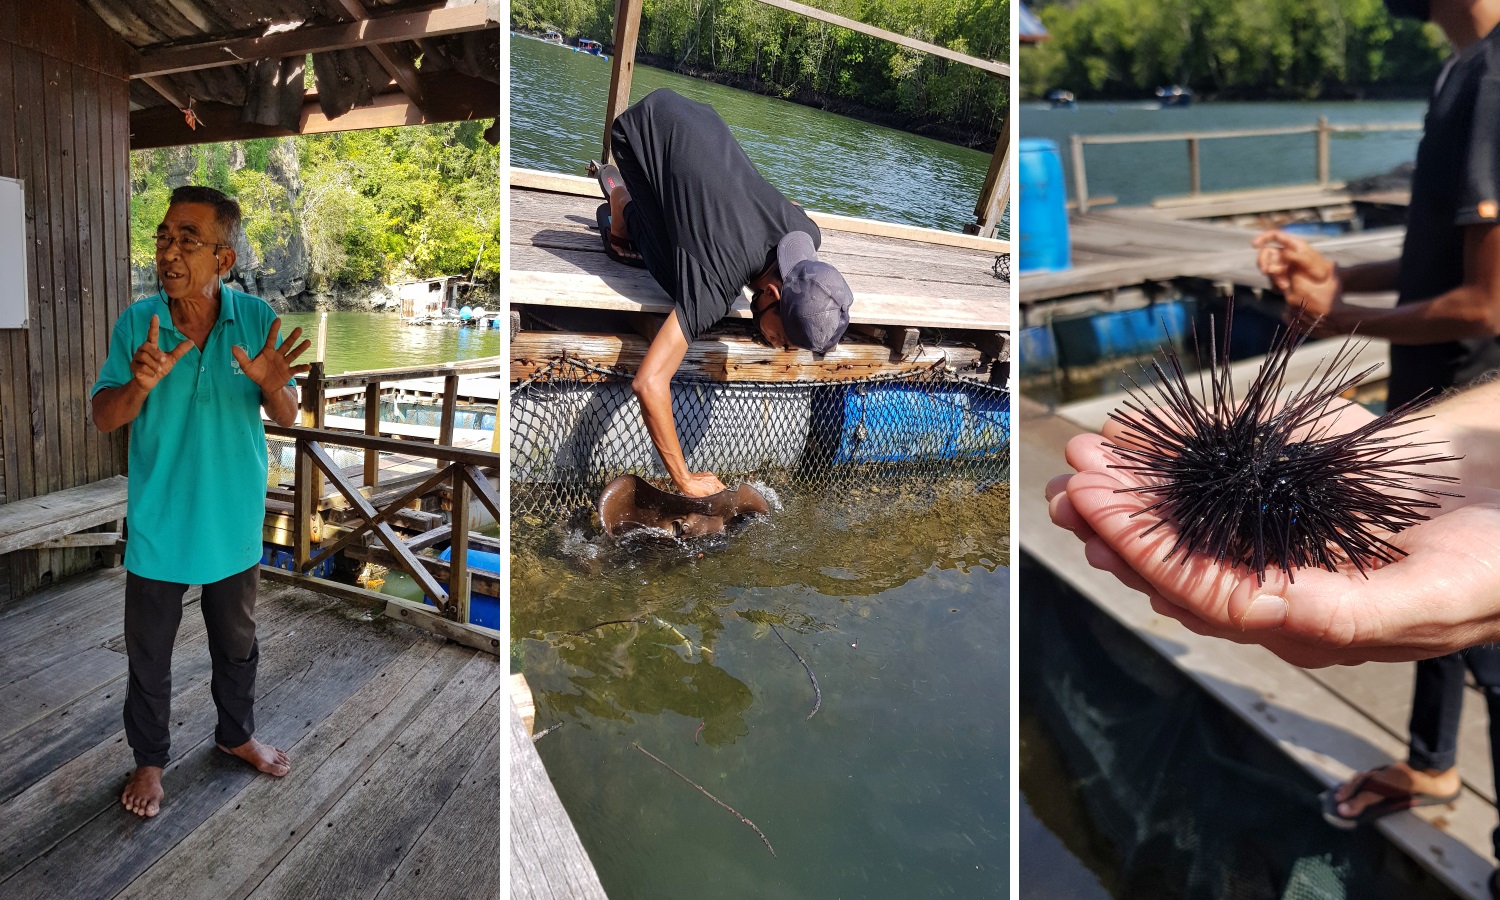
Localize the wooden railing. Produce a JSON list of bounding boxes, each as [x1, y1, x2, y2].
[[265, 424, 500, 651], [295, 356, 501, 488], [1069, 119, 1424, 213]]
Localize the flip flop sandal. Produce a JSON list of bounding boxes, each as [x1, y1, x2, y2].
[[1318, 768, 1461, 830], [596, 202, 646, 268], [594, 161, 627, 199]]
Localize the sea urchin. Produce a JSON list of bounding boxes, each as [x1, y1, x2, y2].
[[1104, 304, 1461, 583]]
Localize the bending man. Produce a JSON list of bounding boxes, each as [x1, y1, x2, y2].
[[599, 88, 855, 497]]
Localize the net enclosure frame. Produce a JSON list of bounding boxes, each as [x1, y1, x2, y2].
[[510, 354, 1012, 520]]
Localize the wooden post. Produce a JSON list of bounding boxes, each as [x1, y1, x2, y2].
[[363, 381, 380, 487], [1316, 116, 1331, 186], [967, 121, 1011, 238], [1070, 134, 1089, 215], [439, 374, 459, 446], [294, 439, 313, 571], [316, 311, 328, 363], [301, 361, 326, 505], [601, 0, 645, 164], [1187, 137, 1201, 195], [449, 466, 470, 625]]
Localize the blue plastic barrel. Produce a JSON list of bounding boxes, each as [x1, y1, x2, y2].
[[1018, 138, 1071, 273], [433, 546, 500, 631]]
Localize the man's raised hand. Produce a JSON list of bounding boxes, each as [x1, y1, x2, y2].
[[232, 318, 312, 393], [130, 314, 194, 392]]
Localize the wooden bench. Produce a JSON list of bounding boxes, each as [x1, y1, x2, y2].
[[0, 475, 128, 557]]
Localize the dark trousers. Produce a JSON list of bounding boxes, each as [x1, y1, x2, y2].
[[1407, 646, 1500, 857], [123, 564, 260, 768]]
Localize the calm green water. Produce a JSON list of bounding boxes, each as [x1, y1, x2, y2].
[[511, 35, 1001, 235], [275, 311, 500, 374], [513, 486, 1010, 899], [1022, 100, 1427, 207]]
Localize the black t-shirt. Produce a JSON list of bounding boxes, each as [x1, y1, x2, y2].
[[610, 89, 820, 343], [1388, 30, 1500, 406]]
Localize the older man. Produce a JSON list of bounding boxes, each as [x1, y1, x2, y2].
[[91, 186, 310, 818]]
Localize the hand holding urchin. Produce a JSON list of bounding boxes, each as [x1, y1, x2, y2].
[[1105, 304, 1461, 584]]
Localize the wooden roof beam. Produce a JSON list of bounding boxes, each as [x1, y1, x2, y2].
[[132, 1, 500, 79], [330, 0, 428, 110], [140, 74, 191, 111], [750, 0, 1009, 78]]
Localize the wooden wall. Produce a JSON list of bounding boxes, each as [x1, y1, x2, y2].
[[0, 0, 134, 603]]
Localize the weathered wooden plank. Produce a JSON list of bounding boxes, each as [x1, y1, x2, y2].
[[510, 700, 608, 900], [0, 475, 127, 555], [0, 594, 414, 898], [0, 646, 124, 738], [117, 637, 464, 900], [242, 660, 503, 900], [372, 732, 501, 900], [511, 170, 1011, 253], [77, 65, 101, 483], [511, 330, 984, 382], [512, 267, 1008, 331], [312, 357, 501, 389], [55, 57, 84, 499], [33, 532, 123, 550]]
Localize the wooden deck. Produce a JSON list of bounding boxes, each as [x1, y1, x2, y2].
[[510, 675, 608, 900], [1020, 207, 1406, 306], [509, 169, 1010, 341], [0, 566, 501, 900], [1019, 373, 1499, 899]]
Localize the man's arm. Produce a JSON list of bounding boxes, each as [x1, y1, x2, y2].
[[93, 383, 150, 433], [261, 384, 299, 428], [1337, 258, 1401, 294], [1266, 226, 1500, 342], [632, 310, 727, 498]]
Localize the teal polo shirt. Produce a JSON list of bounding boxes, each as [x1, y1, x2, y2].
[[92, 286, 292, 585]]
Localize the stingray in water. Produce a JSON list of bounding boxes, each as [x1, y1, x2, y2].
[[597, 474, 770, 540]]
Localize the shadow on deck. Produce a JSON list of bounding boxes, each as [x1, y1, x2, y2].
[[0, 566, 501, 900]]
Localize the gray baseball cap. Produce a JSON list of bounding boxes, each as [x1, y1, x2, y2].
[[776, 231, 853, 354]]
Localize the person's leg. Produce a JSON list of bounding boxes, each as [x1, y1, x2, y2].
[[1462, 646, 1500, 859], [610, 119, 675, 293], [121, 571, 187, 817], [1330, 653, 1464, 819], [201, 563, 289, 776]]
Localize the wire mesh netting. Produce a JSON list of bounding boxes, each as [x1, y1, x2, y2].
[[511, 356, 1011, 521]]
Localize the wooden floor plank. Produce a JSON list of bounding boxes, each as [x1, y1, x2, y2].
[[243, 654, 503, 900], [372, 733, 501, 900], [0, 645, 125, 737], [510, 701, 608, 900], [0, 605, 413, 899], [118, 637, 462, 900], [0, 586, 327, 801]]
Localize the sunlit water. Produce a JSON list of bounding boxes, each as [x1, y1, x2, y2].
[[511, 35, 1003, 235], [275, 310, 500, 374], [1022, 100, 1427, 207], [513, 484, 1010, 898]]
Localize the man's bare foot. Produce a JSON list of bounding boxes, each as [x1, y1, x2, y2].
[[217, 738, 291, 777], [1333, 762, 1460, 818], [121, 766, 164, 818]]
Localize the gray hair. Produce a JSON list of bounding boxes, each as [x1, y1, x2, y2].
[[168, 185, 242, 246]]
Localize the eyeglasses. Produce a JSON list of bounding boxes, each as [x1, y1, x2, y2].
[[154, 233, 227, 254]]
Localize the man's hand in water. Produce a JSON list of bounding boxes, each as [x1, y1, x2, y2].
[[677, 471, 728, 498], [1253, 230, 1345, 334]]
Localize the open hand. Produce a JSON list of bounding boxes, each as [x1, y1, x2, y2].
[[677, 471, 728, 498], [1253, 230, 1343, 333], [1049, 410, 1500, 668], [131, 314, 194, 392], [232, 318, 312, 392]]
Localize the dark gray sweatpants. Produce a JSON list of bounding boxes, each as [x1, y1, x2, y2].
[[123, 564, 260, 768]]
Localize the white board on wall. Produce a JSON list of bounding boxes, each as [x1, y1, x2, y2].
[[0, 176, 28, 329]]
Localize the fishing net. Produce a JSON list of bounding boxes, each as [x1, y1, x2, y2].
[[510, 355, 1011, 521]]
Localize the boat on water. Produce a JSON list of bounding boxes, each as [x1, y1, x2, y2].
[[575, 38, 606, 57], [541, 30, 563, 44], [1155, 85, 1194, 108], [1046, 89, 1076, 109]]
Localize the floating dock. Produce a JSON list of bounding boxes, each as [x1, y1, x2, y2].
[[509, 168, 1012, 385], [1019, 344, 1498, 898]]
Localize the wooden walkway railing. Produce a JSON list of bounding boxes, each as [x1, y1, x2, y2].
[[266, 423, 500, 653], [1069, 119, 1424, 213]]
